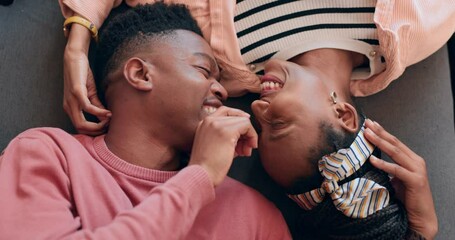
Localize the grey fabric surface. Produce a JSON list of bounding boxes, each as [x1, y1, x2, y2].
[[0, 0, 73, 149], [1, 1, 454, 239], [357, 46, 455, 239]]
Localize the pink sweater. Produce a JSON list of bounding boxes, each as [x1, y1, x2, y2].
[[58, 0, 455, 97], [0, 128, 291, 240]]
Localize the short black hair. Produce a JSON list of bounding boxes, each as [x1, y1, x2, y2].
[[93, 2, 202, 101]]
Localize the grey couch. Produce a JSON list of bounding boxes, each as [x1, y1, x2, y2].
[[1, 1, 454, 239]]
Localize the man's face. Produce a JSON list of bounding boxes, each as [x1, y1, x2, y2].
[[251, 59, 337, 189], [143, 30, 227, 152]]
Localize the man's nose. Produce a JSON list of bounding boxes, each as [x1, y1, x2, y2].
[[210, 81, 228, 101]]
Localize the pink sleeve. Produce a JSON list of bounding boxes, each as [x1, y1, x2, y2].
[[405, 0, 455, 66], [378, 0, 455, 66], [58, 0, 121, 28], [262, 206, 293, 240], [0, 135, 215, 240]]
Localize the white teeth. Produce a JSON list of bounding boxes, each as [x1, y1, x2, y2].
[[203, 106, 217, 115], [260, 81, 283, 91]]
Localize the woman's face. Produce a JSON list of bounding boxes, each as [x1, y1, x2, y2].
[[251, 59, 336, 188]]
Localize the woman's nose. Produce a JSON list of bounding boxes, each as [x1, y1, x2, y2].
[[251, 100, 270, 125]]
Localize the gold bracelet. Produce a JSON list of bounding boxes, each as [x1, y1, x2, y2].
[[63, 16, 98, 42]]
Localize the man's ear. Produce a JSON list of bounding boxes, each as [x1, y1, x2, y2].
[[123, 57, 154, 91], [334, 102, 358, 133]]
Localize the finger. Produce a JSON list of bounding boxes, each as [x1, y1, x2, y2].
[[364, 121, 415, 171], [212, 106, 250, 118], [88, 94, 106, 110], [236, 134, 256, 157], [86, 69, 111, 115], [369, 155, 414, 184], [84, 101, 112, 119], [242, 137, 254, 156], [211, 116, 257, 156], [235, 120, 258, 156], [213, 116, 257, 142], [75, 118, 109, 136], [365, 119, 420, 161], [227, 117, 258, 147], [69, 101, 108, 135], [76, 90, 111, 119]]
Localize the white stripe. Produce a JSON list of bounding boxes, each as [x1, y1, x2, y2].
[[237, 12, 377, 47], [235, 0, 377, 23], [241, 28, 377, 63], [235, 10, 376, 36]]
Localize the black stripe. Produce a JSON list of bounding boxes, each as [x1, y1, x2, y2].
[[234, 0, 296, 22], [357, 39, 380, 45], [338, 158, 374, 186], [237, 7, 375, 38], [240, 23, 377, 55], [249, 52, 277, 64], [256, 70, 265, 75]]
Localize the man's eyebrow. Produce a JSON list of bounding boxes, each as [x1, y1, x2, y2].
[[193, 52, 218, 71]]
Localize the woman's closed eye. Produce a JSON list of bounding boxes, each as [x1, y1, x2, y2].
[[270, 121, 287, 130]]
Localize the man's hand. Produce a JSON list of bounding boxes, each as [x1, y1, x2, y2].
[[189, 106, 258, 187], [63, 23, 111, 135], [364, 119, 438, 240]]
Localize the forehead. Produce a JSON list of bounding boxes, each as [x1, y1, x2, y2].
[[169, 30, 213, 56]]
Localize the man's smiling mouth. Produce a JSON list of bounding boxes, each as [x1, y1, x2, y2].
[[202, 105, 218, 115]]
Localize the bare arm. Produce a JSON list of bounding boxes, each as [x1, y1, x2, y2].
[[59, 0, 118, 134], [63, 23, 111, 135]]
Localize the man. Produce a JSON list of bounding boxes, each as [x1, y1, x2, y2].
[[251, 58, 437, 239], [0, 3, 291, 239]]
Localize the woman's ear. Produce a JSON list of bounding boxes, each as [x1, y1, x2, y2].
[[334, 102, 359, 133], [123, 57, 154, 91]]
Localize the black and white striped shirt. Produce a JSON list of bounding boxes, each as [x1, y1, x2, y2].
[[234, 0, 385, 79]]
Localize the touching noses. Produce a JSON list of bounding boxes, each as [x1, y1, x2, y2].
[[210, 81, 228, 101]]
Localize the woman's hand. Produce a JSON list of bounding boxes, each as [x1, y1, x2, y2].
[[364, 119, 438, 240], [63, 23, 111, 135]]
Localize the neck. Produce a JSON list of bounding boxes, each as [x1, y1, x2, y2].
[[290, 48, 365, 99], [104, 114, 182, 171]]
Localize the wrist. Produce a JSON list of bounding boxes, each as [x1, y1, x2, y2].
[[66, 24, 91, 54]]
